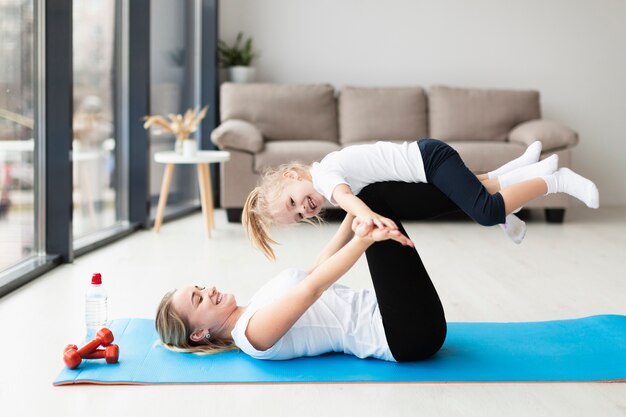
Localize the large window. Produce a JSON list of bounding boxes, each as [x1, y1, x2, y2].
[[0, 0, 217, 297], [0, 0, 36, 271], [72, 0, 125, 243], [148, 0, 199, 219]]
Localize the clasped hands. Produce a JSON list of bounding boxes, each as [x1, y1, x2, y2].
[[352, 212, 414, 248]]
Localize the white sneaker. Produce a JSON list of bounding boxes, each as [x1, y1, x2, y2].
[[499, 214, 526, 244]]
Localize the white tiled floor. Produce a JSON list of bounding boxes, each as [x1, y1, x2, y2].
[[1, 207, 625, 417]]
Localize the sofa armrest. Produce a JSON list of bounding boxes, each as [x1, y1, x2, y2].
[[508, 119, 579, 152], [210, 119, 264, 153]]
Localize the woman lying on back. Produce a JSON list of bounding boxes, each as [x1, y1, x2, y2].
[[156, 182, 455, 362]]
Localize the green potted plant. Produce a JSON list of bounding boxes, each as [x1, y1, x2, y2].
[[218, 32, 259, 83]]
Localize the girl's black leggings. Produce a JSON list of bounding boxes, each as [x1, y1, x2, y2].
[[418, 138, 506, 226], [357, 182, 460, 362]]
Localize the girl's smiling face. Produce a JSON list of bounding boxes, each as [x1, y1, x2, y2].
[[270, 173, 325, 224]]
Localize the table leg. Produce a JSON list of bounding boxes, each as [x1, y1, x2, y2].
[[153, 163, 174, 233], [197, 164, 212, 238], [204, 164, 215, 232]]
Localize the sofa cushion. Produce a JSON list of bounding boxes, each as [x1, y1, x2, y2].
[[339, 86, 428, 145], [509, 119, 578, 151], [220, 83, 338, 143], [429, 85, 541, 142], [253, 140, 341, 174], [447, 141, 527, 174], [210, 119, 264, 153]]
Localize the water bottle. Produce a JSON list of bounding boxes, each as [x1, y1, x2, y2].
[[85, 272, 108, 339]]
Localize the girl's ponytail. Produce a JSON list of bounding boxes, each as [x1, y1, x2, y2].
[[242, 187, 278, 261]]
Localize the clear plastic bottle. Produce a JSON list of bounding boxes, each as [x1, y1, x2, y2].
[[85, 272, 108, 339]]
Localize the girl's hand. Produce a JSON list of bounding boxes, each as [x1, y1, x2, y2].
[[352, 219, 414, 247], [355, 211, 398, 231]]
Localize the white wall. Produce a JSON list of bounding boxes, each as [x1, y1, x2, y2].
[[220, 0, 626, 206]]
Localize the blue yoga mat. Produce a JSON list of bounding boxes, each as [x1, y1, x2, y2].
[[53, 315, 626, 385]]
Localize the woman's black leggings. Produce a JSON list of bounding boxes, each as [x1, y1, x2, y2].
[[418, 138, 506, 226], [358, 182, 460, 362]]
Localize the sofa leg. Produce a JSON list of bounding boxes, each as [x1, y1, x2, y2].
[[226, 208, 243, 223], [545, 208, 565, 223]]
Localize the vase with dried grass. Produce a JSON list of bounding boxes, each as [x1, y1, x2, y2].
[[143, 106, 208, 155]]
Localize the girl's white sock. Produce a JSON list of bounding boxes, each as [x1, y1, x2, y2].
[[499, 214, 526, 244], [542, 168, 599, 208], [488, 141, 542, 179], [498, 154, 559, 190]]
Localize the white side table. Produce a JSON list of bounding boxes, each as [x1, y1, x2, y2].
[[153, 150, 230, 237]]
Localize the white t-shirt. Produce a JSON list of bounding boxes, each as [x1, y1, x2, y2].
[[231, 268, 395, 361], [310, 141, 426, 205]]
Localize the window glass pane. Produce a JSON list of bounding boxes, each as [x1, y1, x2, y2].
[[149, 0, 198, 217], [72, 0, 119, 239], [0, 0, 36, 270]]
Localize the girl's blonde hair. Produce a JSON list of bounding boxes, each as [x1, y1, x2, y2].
[[242, 162, 321, 261], [155, 290, 239, 355]]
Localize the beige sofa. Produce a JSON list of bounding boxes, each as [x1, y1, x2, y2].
[[211, 83, 579, 223]]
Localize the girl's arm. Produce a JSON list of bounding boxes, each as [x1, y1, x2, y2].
[[332, 184, 399, 231], [306, 200, 414, 275], [244, 227, 409, 351]]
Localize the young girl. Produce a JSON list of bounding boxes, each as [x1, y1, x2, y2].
[[243, 139, 599, 260], [156, 182, 452, 362]]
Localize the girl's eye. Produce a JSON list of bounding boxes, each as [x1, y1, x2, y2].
[[298, 213, 304, 220], [290, 198, 295, 206]]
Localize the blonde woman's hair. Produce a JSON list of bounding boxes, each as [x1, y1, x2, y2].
[[155, 290, 239, 355], [242, 162, 322, 261]]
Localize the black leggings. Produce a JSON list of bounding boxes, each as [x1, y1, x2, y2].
[[418, 138, 506, 226], [358, 182, 460, 362]]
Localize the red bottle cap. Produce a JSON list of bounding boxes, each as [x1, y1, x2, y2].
[[91, 273, 102, 285]]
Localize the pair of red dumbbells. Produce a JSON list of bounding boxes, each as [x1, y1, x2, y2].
[[63, 328, 119, 369]]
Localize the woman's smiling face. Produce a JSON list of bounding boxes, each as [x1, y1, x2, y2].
[[171, 285, 237, 337]]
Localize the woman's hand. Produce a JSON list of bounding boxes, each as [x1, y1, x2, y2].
[[352, 219, 414, 247]]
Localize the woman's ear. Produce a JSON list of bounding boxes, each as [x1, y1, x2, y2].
[[189, 329, 206, 343]]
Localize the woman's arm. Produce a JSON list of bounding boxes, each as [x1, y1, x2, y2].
[[306, 202, 414, 275], [305, 212, 355, 274], [245, 227, 410, 351]]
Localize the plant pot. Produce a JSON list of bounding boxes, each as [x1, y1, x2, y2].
[[175, 139, 184, 154], [228, 66, 256, 83], [182, 139, 197, 157], [218, 68, 229, 85]]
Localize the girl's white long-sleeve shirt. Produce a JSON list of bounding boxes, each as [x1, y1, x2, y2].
[[310, 141, 427, 205]]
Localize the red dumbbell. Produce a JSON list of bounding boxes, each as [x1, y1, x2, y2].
[[63, 328, 115, 369], [83, 344, 119, 364], [63, 343, 119, 365]]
